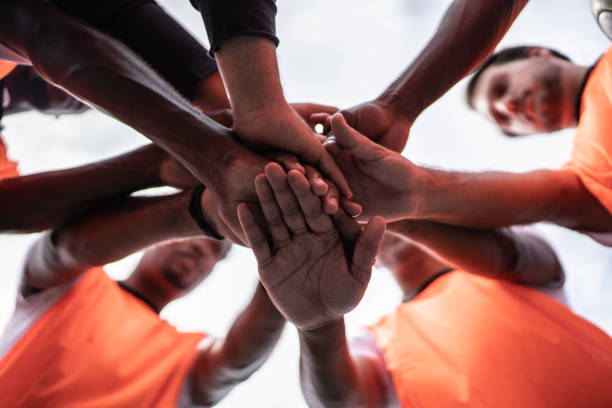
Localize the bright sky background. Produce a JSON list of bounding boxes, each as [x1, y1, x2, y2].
[[1, 1, 611, 407]]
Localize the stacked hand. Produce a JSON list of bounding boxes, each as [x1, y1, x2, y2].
[[232, 102, 353, 199], [237, 163, 385, 330], [325, 113, 417, 221], [312, 100, 412, 152]]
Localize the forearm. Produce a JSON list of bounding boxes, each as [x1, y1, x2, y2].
[[1, 0, 235, 187], [378, 0, 528, 122], [0, 145, 165, 233], [215, 36, 286, 118], [388, 220, 561, 286], [190, 284, 285, 405], [410, 167, 612, 231], [298, 320, 377, 408], [25, 191, 202, 289]]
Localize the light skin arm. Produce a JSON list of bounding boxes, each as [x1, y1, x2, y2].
[[237, 163, 386, 407], [188, 283, 285, 406], [0, 144, 196, 233], [318, 0, 529, 152], [23, 188, 221, 291], [388, 221, 562, 286], [328, 113, 612, 232]]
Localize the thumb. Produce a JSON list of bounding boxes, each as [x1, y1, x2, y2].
[[330, 113, 386, 161], [351, 216, 386, 285]]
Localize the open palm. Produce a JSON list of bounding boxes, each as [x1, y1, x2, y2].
[[238, 163, 385, 331]]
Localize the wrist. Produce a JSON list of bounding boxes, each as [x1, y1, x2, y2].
[[392, 160, 427, 220], [376, 92, 418, 125], [188, 186, 224, 240], [298, 318, 345, 341]]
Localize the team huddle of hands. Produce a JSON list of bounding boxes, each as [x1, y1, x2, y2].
[[169, 98, 415, 331]]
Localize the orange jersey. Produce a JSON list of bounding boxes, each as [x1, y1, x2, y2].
[[566, 46, 612, 214], [0, 136, 18, 179], [0, 61, 16, 80], [0, 61, 18, 179], [369, 270, 612, 408], [0, 268, 204, 407]]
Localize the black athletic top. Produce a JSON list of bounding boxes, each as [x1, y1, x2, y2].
[[190, 0, 279, 56], [50, 0, 218, 101]]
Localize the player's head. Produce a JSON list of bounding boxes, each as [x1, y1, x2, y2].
[[466, 46, 577, 136], [133, 237, 231, 307], [4, 66, 89, 116]]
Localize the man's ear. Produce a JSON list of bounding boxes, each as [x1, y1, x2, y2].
[[526, 47, 552, 59]]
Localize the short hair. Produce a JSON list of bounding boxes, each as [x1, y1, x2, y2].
[[465, 46, 572, 110]]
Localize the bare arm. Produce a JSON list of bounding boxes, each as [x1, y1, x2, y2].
[[188, 283, 285, 406], [0, 0, 236, 188], [410, 167, 612, 232], [378, 0, 528, 123], [215, 36, 351, 198], [23, 188, 222, 290], [328, 113, 612, 232], [0, 144, 194, 233], [334, 0, 529, 151], [298, 320, 385, 408], [388, 220, 562, 286]]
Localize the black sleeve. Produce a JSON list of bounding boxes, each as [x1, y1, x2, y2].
[[191, 0, 279, 56], [50, 0, 218, 101]]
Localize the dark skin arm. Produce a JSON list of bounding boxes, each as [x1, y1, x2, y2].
[[328, 113, 612, 233], [23, 188, 220, 290], [316, 0, 529, 152], [0, 144, 196, 233], [238, 163, 386, 407], [189, 283, 285, 406], [0, 0, 278, 245], [388, 221, 562, 286]]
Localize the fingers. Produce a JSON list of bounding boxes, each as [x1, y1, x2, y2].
[[316, 147, 353, 198], [322, 179, 339, 214], [254, 174, 291, 248], [268, 152, 305, 174], [237, 203, 272, 265], [331, 209, 361, 242], [310, 112, 333, 134], [330, 113, 385, 161], [340, 197, 362, 217], [265, 163, 308, 235], [286, 170, 334, 234], [304, 165, 328, 196], [351, 216, 386, 284]]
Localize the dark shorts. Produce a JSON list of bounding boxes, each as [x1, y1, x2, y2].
[[50, 0, 217, 100]]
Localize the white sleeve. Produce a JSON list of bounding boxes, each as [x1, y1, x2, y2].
[[349, 330, 401, 408], [0, 276, 77, 361]]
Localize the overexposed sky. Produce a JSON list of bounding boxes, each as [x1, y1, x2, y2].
[[1, 1, 611, 407]]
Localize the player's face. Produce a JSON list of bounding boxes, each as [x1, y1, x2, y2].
[[144, 237, 227, 300], [472, 56, 573, 136]]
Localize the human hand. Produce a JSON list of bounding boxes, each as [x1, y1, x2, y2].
[[312, 100, 411, 152], [237, 162, 385, 330], [202, 103, 339, 132], [326, 113, 417, 221], [232, 102, 352, 198], [290, 102, 338, 130]]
